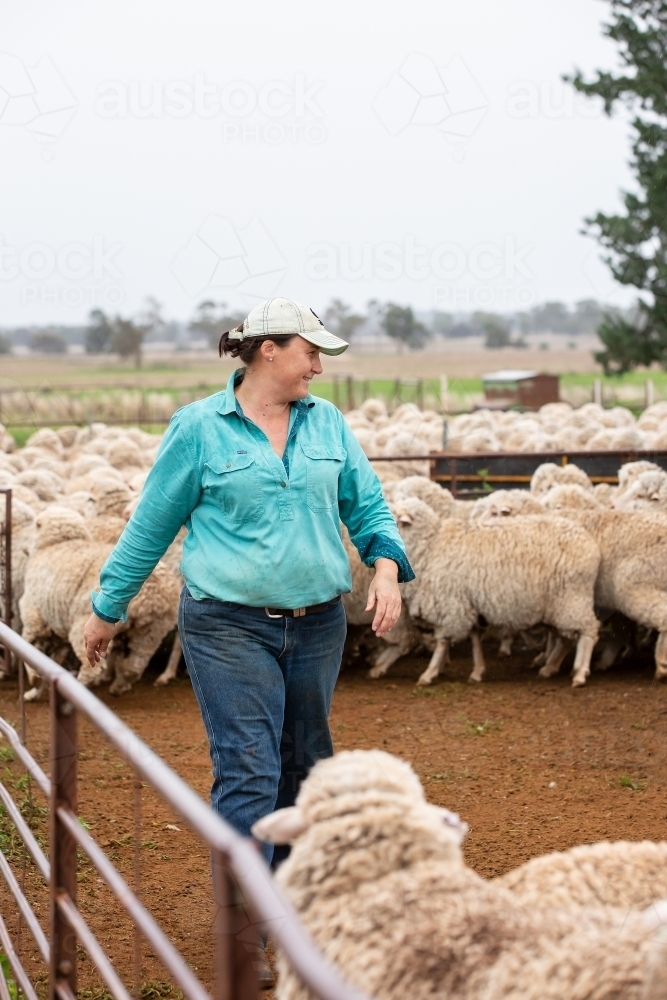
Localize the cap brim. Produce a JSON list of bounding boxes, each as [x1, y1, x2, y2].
[[301, 329, 349, 356]]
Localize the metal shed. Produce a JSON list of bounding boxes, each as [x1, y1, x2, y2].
[[482, 370, 560, 409]]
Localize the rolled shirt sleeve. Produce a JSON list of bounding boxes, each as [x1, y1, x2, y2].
[[337, 418, 415, 583], [91, 410, 202, 622]]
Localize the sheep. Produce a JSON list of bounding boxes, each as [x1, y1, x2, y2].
[[340, 525, 431, 680], [19, 507, 114, 698], [253, 749, 667, 1000], [13, 468, 64, 503], [0, 423, 15, 453], [393, 496, 600, 686], [496, 840, 667, 912], [530, 462, 594, 497], [613, 469, 667, 513], [616, 460, 662, 497], [541, 484, 667, 680], [19, 506, 180, 698], [470, 489, 544, 524], [0, 499, 35, 644]]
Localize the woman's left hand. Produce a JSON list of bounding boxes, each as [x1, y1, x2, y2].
[[365, 558, 402, 637]]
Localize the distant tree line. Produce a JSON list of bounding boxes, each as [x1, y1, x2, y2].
[[0, 295, 628, 358]]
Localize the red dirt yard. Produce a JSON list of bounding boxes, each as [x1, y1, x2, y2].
[[0, 640, 666, 996]]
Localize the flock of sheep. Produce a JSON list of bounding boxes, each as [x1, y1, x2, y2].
[[346, 397, 667, 457], [1, 396, 667, 698]]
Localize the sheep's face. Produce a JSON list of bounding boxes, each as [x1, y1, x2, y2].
[[391, 495, 438, 538], [612, 471, 667, 511], [540, 484, 599, 514], [33, 506, 91, 549], [252, 750, 468, 862]]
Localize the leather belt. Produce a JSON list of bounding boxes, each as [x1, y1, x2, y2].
[[264, 598, 339, 619]]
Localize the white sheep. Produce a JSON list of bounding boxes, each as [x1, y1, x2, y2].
[[497, 840, 667, 911], [541, 484, 667, 681], [253, 749, 667, 1000], [393, 496, 600, 686], [19, 506, 180, 698], [530, 462, 594, 496], [612, 469, 667, 513]]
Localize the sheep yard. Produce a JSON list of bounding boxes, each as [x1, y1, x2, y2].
[[0, 640, 666, 995]]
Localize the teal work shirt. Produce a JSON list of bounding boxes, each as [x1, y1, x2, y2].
[[92, 370, 414, 622]]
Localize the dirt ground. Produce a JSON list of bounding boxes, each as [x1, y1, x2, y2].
[[1, 638, 666, 996]]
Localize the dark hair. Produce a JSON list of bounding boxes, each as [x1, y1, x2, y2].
[[218, 325, 298, 364]]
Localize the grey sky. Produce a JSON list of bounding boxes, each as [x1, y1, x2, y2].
[[1, 0, 636, 327]]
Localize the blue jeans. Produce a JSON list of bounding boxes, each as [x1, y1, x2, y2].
[[178, 588, 346, 865]]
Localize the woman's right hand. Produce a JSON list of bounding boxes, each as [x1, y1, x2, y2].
[[83, 614, 117, 667]]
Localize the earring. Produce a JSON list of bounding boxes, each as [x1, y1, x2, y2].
[[268, 357, 273, 361]]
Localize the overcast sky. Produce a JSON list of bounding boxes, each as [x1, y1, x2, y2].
[[1, 0, 637, 327]]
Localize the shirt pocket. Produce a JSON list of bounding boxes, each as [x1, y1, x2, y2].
[[203, 455, 263, 522], [301, 443, 345, 512]]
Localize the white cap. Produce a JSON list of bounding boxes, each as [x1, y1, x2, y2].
[[228, 297, 349, 356]]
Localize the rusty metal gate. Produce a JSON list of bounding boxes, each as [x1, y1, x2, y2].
[[0, 489, 10, 676], [0, 622, 371, 1000]]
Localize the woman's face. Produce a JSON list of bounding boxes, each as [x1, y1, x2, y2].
[[268, 335, 324, 399]]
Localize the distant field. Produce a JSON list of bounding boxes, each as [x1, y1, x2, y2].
[[2, 348, 666, 446]]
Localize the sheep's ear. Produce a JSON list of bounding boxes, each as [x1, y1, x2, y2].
[[398, 512, 413, 526], [251, 807, 307, 845]]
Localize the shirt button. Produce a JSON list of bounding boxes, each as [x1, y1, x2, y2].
[[280, 481, 287, 487], [226, 462, 231, 468]]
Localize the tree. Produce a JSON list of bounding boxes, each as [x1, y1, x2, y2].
[[189, 300, 245, 350], [0, 332, 11, 354], [29, 331, 67, 354], [111, 318, 145, 367], [85, 309, 114, 354], [566, 0, 667, 373], [479, 313, 513, 349], [323, 299, 366, 341], [380, 304, 431, 350]]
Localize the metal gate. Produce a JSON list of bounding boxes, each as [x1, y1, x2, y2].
[[0, 622, 370, 1000]]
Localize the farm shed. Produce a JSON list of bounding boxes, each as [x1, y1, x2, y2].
[[482, 370, 560, 409]]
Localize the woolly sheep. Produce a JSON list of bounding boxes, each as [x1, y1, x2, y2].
[[497, 840, 667, 911], [0, 423, 16, 453], [19, 506, 180, 698], [13, 468, 64, 503], [470, 489, 544, 525], [340, 525, 429, 680], [0, 499, 35, 642], [613, 470, 667, 513], [393, 496, 600, 686], [617, 461, 662, 496], [253, 750, 667, 1000], [541, 485, 667, 681], [530, 462, 594, 496]]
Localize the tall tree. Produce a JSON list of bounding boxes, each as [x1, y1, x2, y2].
[[323, 299, 366, 341], [566, 0, 667, 373], [189, 300, 245, 350], [380, 304, 431, 350], [85, 308, 114, 354]]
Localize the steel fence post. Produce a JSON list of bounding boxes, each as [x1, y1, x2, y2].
[[49, 682, 78, 1000], [212, 848, 258, 1000]]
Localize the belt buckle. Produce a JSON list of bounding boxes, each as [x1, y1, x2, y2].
[[295, 607, 306, 617], [265, 608, 283, 619]]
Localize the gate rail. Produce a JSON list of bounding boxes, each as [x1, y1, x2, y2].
[[0, 622, 371, 1000], [0, 489, 10, 676]]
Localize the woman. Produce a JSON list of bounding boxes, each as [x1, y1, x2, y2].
[[83, 296, 414, 866]]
